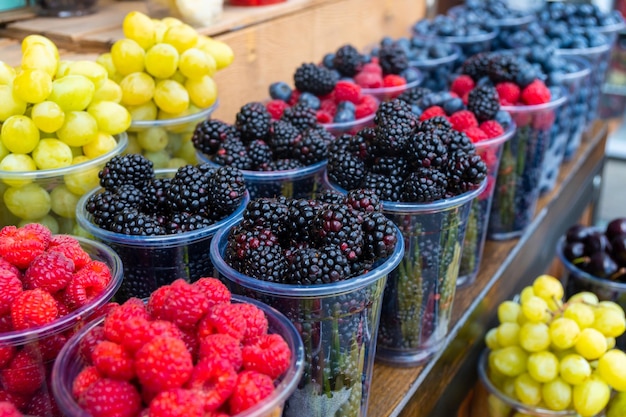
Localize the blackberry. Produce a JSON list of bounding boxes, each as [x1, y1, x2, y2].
[[192, 119, 239, 156], [327, 152, 366, 190], [281, 104, 318, 132], [373, 99, 418, 153], [406, 131, 449, 169], [206, 166, 246, 220], [441, 129, 475, 155], [345, 189, 382, 213], [370, 156, 409, 177], [225, 225, 281, 271], [261, 158, 305, 171], [293, 63, 337, 96], [108, 208, 165, 236], [143, 178, 172, 216], [362, 173, 404, 202], [286, 198, 324, 241], [243, 244, 288, 283], [214, 137, 253, 170], [167, 212, 214, 233], [377, 41, 409, 75], [332, 45, 363, 77], [467, 86, 500, 123], [330, 131, 371, 160], [99, 154, 155, 191], [242, 197, 289, 237], [267, 120, 301, 159], [362, 211, 398, 259], [235, 102, 272, 142], [416, 116, 452, 132], [166, 165, 210, 214], [401, 167, 448, 202], [312, 204, 364, 262], [446, 152, 488, 195], [247, 139, 273, 169], [486, 53, 523, 84], [86, 190, 125, 229], [285, 246, 352, 285], [315, 189, 346, 205], [397, 86, 433, 106], [291, 128, 329, 165], [460, 52, 492, 81]]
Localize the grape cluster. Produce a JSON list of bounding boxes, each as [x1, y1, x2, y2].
[[485, 275, 626, 417]]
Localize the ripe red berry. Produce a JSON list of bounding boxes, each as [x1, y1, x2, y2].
[[78, 325, 106, 365], [149, 388, 205, 417], [451, 75, 475, 97], [198, 303, 247, 341], [495, 82, 521, 105], [319, 99, 337, 116], [449, 110, 478, 132], [479, 120, 505, 139], [0, 270, 22, 316], [463, 126, 489, 143], [24, 390, 60, 417], [48, 235, 91, 270], [64, 261, 112, 309], [0, 400, 21, 417], [187, 356, 237, 412], [334, 80, 362, 104], [103, 298, 149, 344], [23, 251, 74, 293], [0, 345, 16, 369], [0, 350, 45, 396], [382, 74, 406, 88], [354, 71, 383, 89], [0, 225, 49, 269], [92, 341, 135, 381], [228, 370, 274, 415], [198, 334, 243, 370], [154, 279, 211, 329], [242, 333, 291, 379], [24, 333, 67, 362], [419, 106, 447, 121], [71, 366, 101, 400], [355, 94, 378, 119], [10, 289, 58, 331], [135, 336, 193, 393], [0, 391, 28, 412], [265, 99, 288, 120], [78, 378, 141, 417], [521, 79, 551, 105], [316, 110, 333, 123], [235, 303, 268, 344], [361, 62, 383, 75]]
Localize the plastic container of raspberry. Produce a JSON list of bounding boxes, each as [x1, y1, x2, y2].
[[196, 154, 327, 201], [361, 67, 424, 102], [0, 236, 123, 416], [52, 294, 305, 417], [75, 168, 249, 301], [457, 122, 516, 288], [488, 86, 568, 241], [0, 132, 127, 235], [128, 100, 218, 167], [409, 44, 460, 92], [210, 219, 404, 417]]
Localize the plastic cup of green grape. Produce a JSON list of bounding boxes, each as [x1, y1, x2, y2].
[[0, 132, 127, 235]]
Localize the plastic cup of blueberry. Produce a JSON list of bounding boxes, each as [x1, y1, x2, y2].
[[407, 40, 460, 92], [210, 193, 404, 417]]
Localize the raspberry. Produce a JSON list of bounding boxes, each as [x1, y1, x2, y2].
[[64, 261, 112, 309], [92, 341, 135, 381], [242, 333, 291, 379], [521, 79, 551, 105], [286, 89, 300, 106], [228, 370, 274, 415], [23, 251, 74, 293], [71, 366, 101, 400], [0, 316, 11, 333], [0, 226, 48, 269], [149, 389, 205, 417], [316, 110, 333, 123], [235, 303, 268, 344], [0, 350, 45, 395], [198, 303, 246, 341], [24, 390, 60, 417], [24, 333, 67, 362], [382, 74, 406, 88], [479, 120, 505, 139], [0, 259, 21, 279], [0, 391, 28, 412], [0, 345, 15, 369], [449, 110, 478, 131], [79, 325, 106, 364], [187, 357, 238, 412], [319, 99, 337, 115], [154, 279, 211, 329], [451, 75, 475, 97], [495, 82, 521, 105], [419, 106, 447, 121], [10, 289, 58, 331], [361, 62, 383, 75], [354, 71, 383, 89], [103, 298, 149, 344], [147, 285, 171, 318], [463, 126, 489, 143], [0, 270, 22, 316], [333, 80, 361, 104], [265, 99, 288, 120], [135, 336, 193, 393], [48, 235, 91, 270], [116, 315, 152, 353], [78, 378, 141, 417], [198, 334, 243, 370], [355, 94, 378, 119], [0, 401, 21, 417], [178, 326, 200, 361]]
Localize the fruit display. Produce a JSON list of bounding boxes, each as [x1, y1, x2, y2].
[[52, 280, 304, 417], [265, 62, 379, 136], [192, 101, 331, 199], [480, 274, 626, 417], [210, 192, 403, 417], [0, 223, 123, 416], [76, 154, 249, 300], [100, 11, 234, 167], [403, 38, 460, 92]]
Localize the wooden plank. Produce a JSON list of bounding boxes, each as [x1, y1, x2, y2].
[[0, 6, 36, 25]]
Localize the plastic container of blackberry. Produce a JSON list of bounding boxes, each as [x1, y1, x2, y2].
[[0, 132, 127, 235], [408, 44, 460, 92], [0, 236, 123, 416], [210, 219, 404, 417], [75, 169, 249, 301], [52, 294, 305, 417], [361, 67, 424, 102], [127, 100, 218, 167]]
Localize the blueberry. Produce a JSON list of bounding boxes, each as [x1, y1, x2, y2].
[[442, 97, 464, 115], [269, 81, 292, 101], [401, 67, 421, 84], [298, 92, 321, 110], [333, 108, 356, 123], [322, 53, 335, 69], [336, 101, 356, 113], [495, 110, 512, 128]]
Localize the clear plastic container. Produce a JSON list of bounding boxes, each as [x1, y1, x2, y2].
[[33, 0, 97, 17], [409, 44, 460, 92], [0, 237, 123, 416], [0, 132, 127, 235], [488, 87, 568, 240], [75, 169, 249, 301], [412, 28, 499, 65], [145, 0, 223, 26], [361, 68, 424, 102], [52, 294, 305, 417], [210, 220, 404, 417]]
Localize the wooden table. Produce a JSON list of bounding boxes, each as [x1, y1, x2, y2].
[[367, 122, 609, 417]]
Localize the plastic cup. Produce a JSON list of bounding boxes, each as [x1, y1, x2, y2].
[[75, 169, 249, 301], [210, 220, 404, 417], [409, 44, 460, 92], [488, 87, 568, 240], [0, 133, 127, 235], [52, 294, 305, 417], [458, 124, 516, 287], [412, 27, 499, 65], [0, 237, 122, 416], [128, 101, 218, 168], [361, 68, 424, 101]]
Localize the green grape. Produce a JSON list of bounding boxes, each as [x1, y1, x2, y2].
[[125, 135, 143, 155], [127, 101, 158, 122], [110, 38, 146, 76], [532, 274, 564, 301], [170, 70, 187, 85], [123, 11, 156, 50], [564, 302, 595, 329], [154, 79, 189, 114], [519, 322, 550, 352], [50, 184, 79, 218], [496, 322, 520, 347], [173, 141, 197, 165], [96, 53, 117, 79], [527, 351, 558, 383], [568, 292, 599, 305], [0, 141, 10, 163], [607, 337, 616, 349], [572, 375, 611, 417], [64, 156, 99, 195], [185, 75, 217, 109], [143, 149, 170, 169], [575, 328, 607, 360], [12, 69, 52, 104], [598, 349, 626, 391], [487, 394, 512, 417], [166, 157, 188, 169], [485, 328, 500, 350], [498, 300, 521, 324], [178, 47, 216, 79], [501, 377, 516, 398], [64, 60, 109, 89], [196, 36, 234, 70], [19, 214, 59, 234], [598, 301, 626, 318], [92, 78, 123, 103], [0, 84, 27, 122], [32, 138, 73, 170], [0, 61, 16, 85], [21, 35, 59, 61], [145, 43, 179, 79], [607, 391, 626, 417], [120, 72, 155, 106], [549, 317, 580, 350], [56, 111, 98, 147], [21, 43, 58, 78], [87, 101, 131, 135], [31, 101, 65, 133], [0, 154, 37, 187], [559, 353, 592, 385], [1, 115, 40, 154], [48, 75, 95, 112], [153, 19, 168, 43], [162, 23, 198, 53], [83, 132, 117, 159], [137, 126, 168, 152], [4, 183, 51, 220], [593, 305, 626, 337], [491, 346, 528, 377], [522, 296, 550, 323], [520, 286, 535, 304], [514, 373, 542, 405], [541, 377, 572, 411]]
